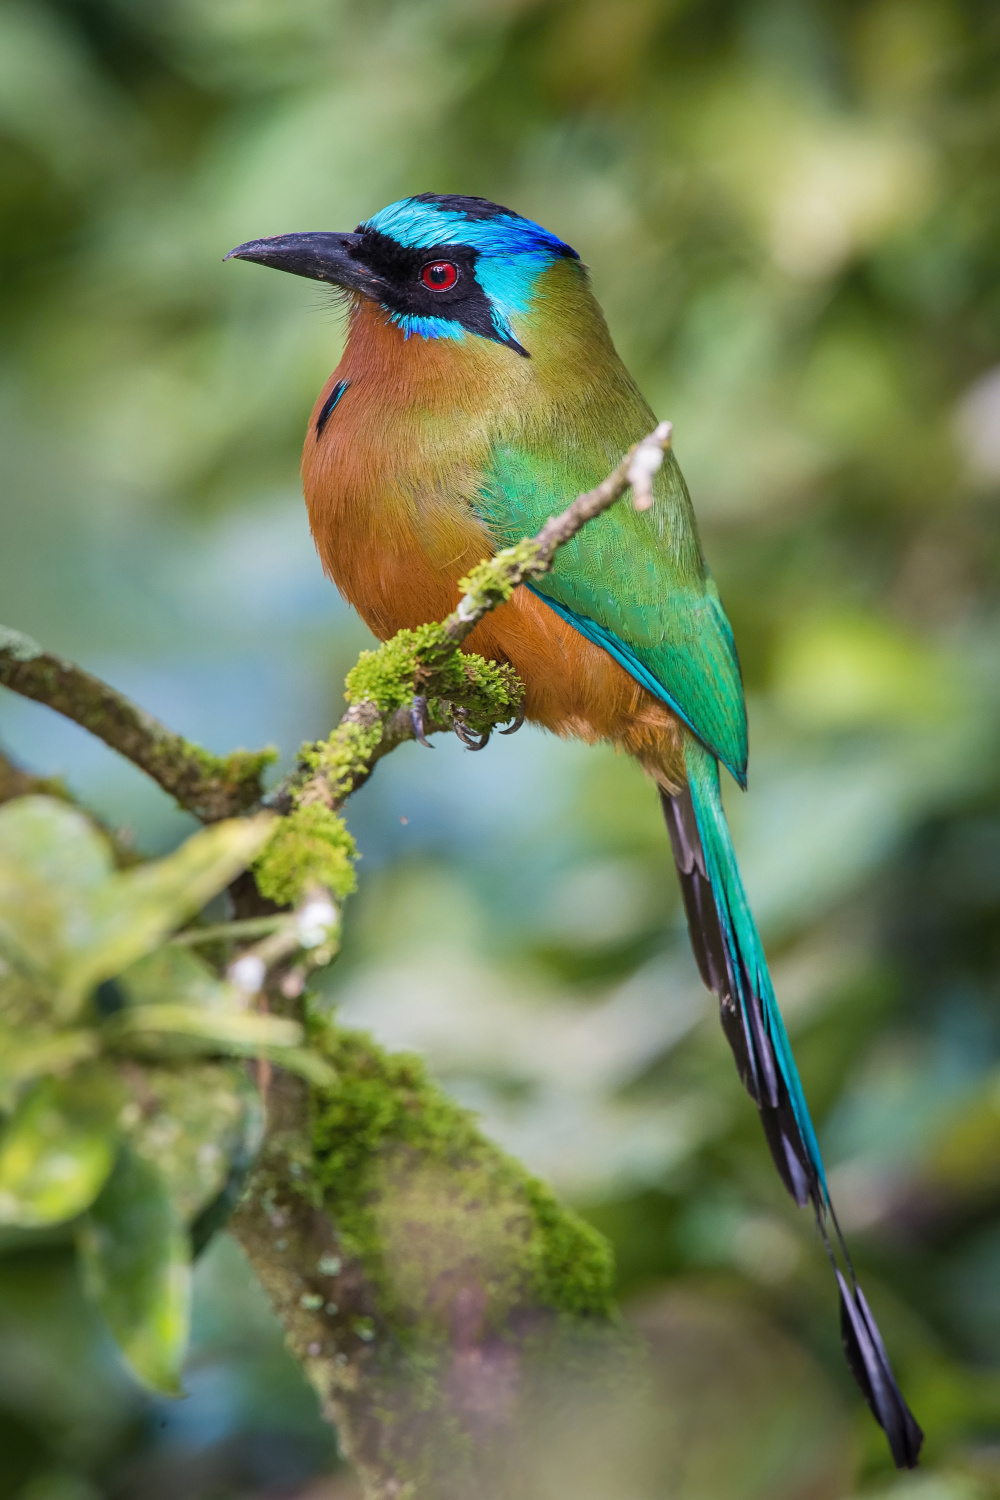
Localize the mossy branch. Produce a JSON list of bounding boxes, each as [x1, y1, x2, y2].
[[0, 626, 276, 821], [0, 426, 671, 830], [231, 1020, 623, 1500], [0, 426, 672, 1497], [1, 424, 671, 830]]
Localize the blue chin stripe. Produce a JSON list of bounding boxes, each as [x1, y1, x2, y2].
[[387, 306, 526, 353], [527, 584, 746, 787], [389, 311, 466, 342]]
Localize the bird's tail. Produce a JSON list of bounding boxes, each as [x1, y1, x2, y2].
[[662, 732, 923, 1470]]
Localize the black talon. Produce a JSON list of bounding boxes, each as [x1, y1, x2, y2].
[[499, 709, 525, 736], [452, 706, 472, 744], [411, 695, 434, 748], [452, 707, 491, 751]]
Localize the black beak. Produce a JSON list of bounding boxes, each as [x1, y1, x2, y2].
[[225, 232, 380, 298]]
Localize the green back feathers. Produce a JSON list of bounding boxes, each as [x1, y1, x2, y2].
[[475, 434, 748, 784]]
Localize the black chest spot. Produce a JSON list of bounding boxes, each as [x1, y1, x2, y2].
[[316, 379, 350, 439]]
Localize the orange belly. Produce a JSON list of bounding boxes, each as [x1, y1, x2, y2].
[[301, 313, 685, 789]]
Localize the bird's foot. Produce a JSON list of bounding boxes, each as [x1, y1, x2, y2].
[[410, 695, 434, 748], [452, 706, 491, 751], [499, 708, 525, 736]]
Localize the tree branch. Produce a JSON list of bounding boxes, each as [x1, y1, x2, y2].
[[0, 424, 673, 1497], [0, 744, 60, 805], [0, 626, 275, 821], [230, 1021, 622, 1500]]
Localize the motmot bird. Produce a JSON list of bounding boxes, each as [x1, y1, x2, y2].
[[228, 194, 921, 1466]]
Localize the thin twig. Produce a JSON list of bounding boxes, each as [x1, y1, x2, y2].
[[170, 915, 287, 946], [227, 889, 340, 998], [444, 421, 673, 644]]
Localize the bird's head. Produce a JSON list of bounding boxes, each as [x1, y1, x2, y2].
[[226, 193, 580, 359]]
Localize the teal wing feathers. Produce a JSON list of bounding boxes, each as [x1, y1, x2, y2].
[[476, 440, 748, 783]]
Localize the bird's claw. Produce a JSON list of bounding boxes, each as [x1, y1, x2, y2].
[[411, 695, 434, 748], [499, 709, 525, 736], [452, 707, 491, 752]]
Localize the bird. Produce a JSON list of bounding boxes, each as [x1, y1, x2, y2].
[[227, 193, 922, 1467]]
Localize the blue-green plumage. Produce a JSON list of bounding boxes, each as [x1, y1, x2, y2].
[[681, 734, 825, 1190]]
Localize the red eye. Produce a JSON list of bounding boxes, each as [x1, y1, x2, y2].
[[421, 261, 458, 291]]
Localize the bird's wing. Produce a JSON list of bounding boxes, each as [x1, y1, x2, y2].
[[476, 440, 748, 784]]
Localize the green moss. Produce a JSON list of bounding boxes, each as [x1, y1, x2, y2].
[[345, 626, 522, 735], [308, 1022, 615, 1342], [165, 740, 279, 815], [300, 721, 383, 802], [253, 804, 358, 906], [185, 743, 277, 792], [456, 538, 542, 613], [217, 745, 280, 783], [253, 726, 379, 907]]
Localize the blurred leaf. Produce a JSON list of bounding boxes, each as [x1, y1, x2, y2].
[[114, 946, 338, 1081], [63, 813, 276, 1013], [120, 1062, 263, 1222], [77, 1147, 190, 1395], [106, 1001, 302, 1049], [260, 1045, 338, 1087], [0, 798, 274, 1018], [0, 1068, 122, 1227], [0, 1026, 100, 1112], [106, 1003, 337, 1084], [0, 955, 61, 1035], [117, 944, 235, 1012], [0, 798, 113, 998]]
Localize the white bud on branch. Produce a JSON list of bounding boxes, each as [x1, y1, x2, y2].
[[628, 422, 672, 511], [297, 894, 338, 949], [229, 952, 266, 995]]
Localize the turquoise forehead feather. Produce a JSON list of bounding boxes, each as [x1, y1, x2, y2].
[[363, 196, 579, 330]]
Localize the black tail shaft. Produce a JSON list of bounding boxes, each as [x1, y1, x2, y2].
[[660, 785, 922, 1469]]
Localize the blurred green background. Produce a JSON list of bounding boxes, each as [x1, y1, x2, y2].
[[2, 0, 1000, 1496]]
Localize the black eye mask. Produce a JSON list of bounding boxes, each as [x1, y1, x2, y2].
[[350, 226, 529, 356]]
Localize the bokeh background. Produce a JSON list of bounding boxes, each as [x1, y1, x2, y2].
[[1, 0, 1000, 1496]]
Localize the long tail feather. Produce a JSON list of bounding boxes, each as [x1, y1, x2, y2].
[[662, 733, 923, 1469]]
